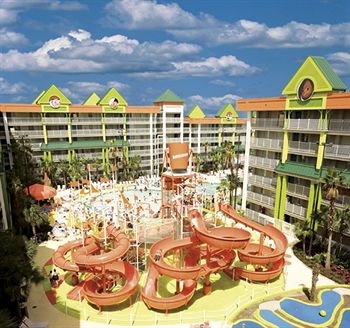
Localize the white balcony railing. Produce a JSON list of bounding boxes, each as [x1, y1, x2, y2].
[[252, 118, 284, 129], [287, 183, 310, 198], [249, 155, 279, 170], [325, 144, 350, 159], [46, 130, 69, 138], [285, 202, 307, 218], [247, 191, 275, 207], [251, 138, 283, 151], [43, 117, 68, 124], [72, 129, 102, 136], [7, 118, 42, 126], [11, 130, 44, 137], [286, 118, 327, 131], [288, 140, 318, 154], [322, 194, 350, 207], [328, 119, 350, 132], [249, 175, 277, 189]]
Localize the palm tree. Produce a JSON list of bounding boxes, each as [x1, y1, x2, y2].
[[194, 153, 203, 172], [57, 160, 70, 186], [334, 206, 350, 256], [322, 167, 346, 270], [23, 204, 49, 241], [109, 139, 120, 182], [209, 148, 222, 172], [39, 158, 58, 187], [294, 220, 311, 253], [217, 178, 230, 204], [67, 156, 86, 182], [128, 155, 142, 180], [310, 253, 323, 302], [308, 207, 327, 256]]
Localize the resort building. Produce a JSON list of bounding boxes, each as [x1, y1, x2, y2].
[[0, 87, 245, 229], [239, 56, 350, 243]]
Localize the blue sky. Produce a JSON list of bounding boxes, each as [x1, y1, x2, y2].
[[0, 0, 349, 116]]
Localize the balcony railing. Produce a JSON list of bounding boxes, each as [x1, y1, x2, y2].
[[249, 175, 276, 189], [328, 119, 350, 133], [43, 117, 68, 124], [7, 118, 42, 126], [322, 193, 350, 207], [287, 183, 310, 198], [285, 202, 307, 218], [288, 140, 318, 155], [11, 130, 44, 137], [251, 138, 283, 151], [249, 155, 279, 170], [285, 118, 327, 131], [252, 118, 284, 129], [127, 128, 151, 136], [247, 191, 275, 207], [46, 130, 69, 138], [104, 117, 124, 124], [72, 129, 102, 137], [324, 144, 350, 160]]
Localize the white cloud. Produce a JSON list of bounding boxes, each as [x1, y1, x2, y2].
[[0, 28, 28, 47], [327, 52, 350, 76], [0, 77, 36, 95], [0, 8, 18, 25], [104, 0, 206, 29], [187, 94, 242, 111], [172, 56, 259, 77], [104, 1, 350, 48]]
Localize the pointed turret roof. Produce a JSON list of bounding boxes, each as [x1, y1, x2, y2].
[[154, 89, 183, 103]]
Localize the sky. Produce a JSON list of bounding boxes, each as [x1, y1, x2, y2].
[[0, 0, 350, 116]]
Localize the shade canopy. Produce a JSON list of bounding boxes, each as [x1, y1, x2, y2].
[[24, 183, 57, 201]]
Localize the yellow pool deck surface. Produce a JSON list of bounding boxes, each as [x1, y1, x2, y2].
[[27, 237, 335, 328]]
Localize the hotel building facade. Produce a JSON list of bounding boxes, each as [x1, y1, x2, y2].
[[239, 56, 350, 243]]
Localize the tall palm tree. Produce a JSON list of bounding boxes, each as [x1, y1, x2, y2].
[[39, 158, 58, 187], [128, 155, 142, 180], [322, 167, 346, 270], [57, 160, 70, 186], [334, 206, 350, 256], [294, 220, 311, 253], [310, 253, 323, 302], [68, 156, 86, 182], [194, 153, 203, 172], [109, 139, 120, 182], [308, 207, 327, 256], [23, 204, 49, 241], [218, 178, 230, 204]]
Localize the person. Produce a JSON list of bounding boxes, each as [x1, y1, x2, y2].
[[154, 249, 162, 262], [52, 269, 60, 287]]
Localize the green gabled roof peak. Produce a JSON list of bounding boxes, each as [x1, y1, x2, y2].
[[83, 92, 100, 105], [216, 103, 238, 118], [35, 84, 71, 105], [187, 105, 206, 118], [99, 87, 127, 106], [154, 89, 183, 103], [282, 56, 347, 95]]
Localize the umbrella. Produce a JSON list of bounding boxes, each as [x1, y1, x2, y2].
[[24, 183, 57, 201]]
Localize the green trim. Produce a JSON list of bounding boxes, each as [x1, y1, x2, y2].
[[282, 131, 288, 163], [32, 90, 46, 104], [316, 133, 327, 170], [288, 98, 323, 109], [154, 89, 183, 103], [279, 176, 287, 220], [306, 182, 315, 220], [274, 175, 282, 219], [40, 139, 128, 151]]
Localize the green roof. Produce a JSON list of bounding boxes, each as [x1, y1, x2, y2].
[[312, 56, 347, 91], [35, 85, 71, 105], [186, 105, 206, 118], [275, 160, 350, 184], [83, 92, 100, 105], [40, 139, 128, 151], [154, 89, 183, 103], [216, 103, 238, 118]]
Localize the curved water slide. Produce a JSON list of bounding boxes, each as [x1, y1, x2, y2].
[[219, 203, 288, 282], [52, 224, 139, 310]]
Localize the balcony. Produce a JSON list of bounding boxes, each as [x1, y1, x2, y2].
[[249, 174, 276, 190], [285, 118, 326, 131], [252, 118, 283, 130], [72, 129, 102, 137], [127, 128, 151, 136], [328, 119, 350, 134], [11, 130, 44, 138], [285, 202, 307, 218], [321, 194, 350, 208], [247, 191, 275, 208], [324, 144, 350, 160], [287, 183, 310, 199], [104, 117, 124, 124], [43, 117, 68, 125], [46, 130, 69, 138], [7, 117, 42, 126], [249, 155, 279, 170], [288, 140, 318, 155], [251, 138, 283, 151]]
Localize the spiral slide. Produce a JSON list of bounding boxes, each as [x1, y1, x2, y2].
[[52, 224, 139, 311], [219, 203, 288, 282], [141, 209, 250, 312]]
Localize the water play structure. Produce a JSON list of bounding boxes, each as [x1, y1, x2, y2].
[[52, 221, 138, 311]]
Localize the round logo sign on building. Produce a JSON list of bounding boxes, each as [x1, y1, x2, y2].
[[49, 95, 61, 108], [297, 78, 314, 102]]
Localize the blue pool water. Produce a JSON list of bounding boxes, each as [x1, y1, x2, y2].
[[259, 309, 298, 327], [339, 308, 350, 328], [231, 319, 264, 328]]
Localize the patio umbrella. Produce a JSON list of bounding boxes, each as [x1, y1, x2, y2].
[[24, 183, 57, 201]]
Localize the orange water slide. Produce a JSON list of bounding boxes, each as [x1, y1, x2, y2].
[[219, 203, 288, 282]]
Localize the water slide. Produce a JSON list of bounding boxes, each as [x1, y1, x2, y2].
[[141, 209, 248, 311], [219, 203, 288, 282], [52, 224, 139, 310]]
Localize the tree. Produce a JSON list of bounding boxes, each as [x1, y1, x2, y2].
[[217, 179, 230, 204], [67, 156, 86, 182], [57, 160, 70, 186], [0, 232, 43, 319], [39, 157, 58, 187], [322, 168, 346, 270], [0, 309, 18, 328], [194, 153, 203, 172], [294, 220, 311, 253], [310, 253, 323, 302], [23, 204, 49, 241], [334, 206, 350, 256], [209, 148, 222, 172], [109, 140, 120, 182], [128, 155, 142, 180], [308, 207, 327, 256]]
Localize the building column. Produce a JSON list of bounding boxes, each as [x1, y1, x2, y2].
[[241, 113, 251, 211], [274, 175, 282, 219], [189, 124, 192, 149], [2, 112, 13, 167], [197, 124, 201, 154], [306, 182, 316, 220], [162, 108, 166, 151], [278, 176, 288, 220], [180, 106, 184, 143], [149, 114, 154, 176]]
